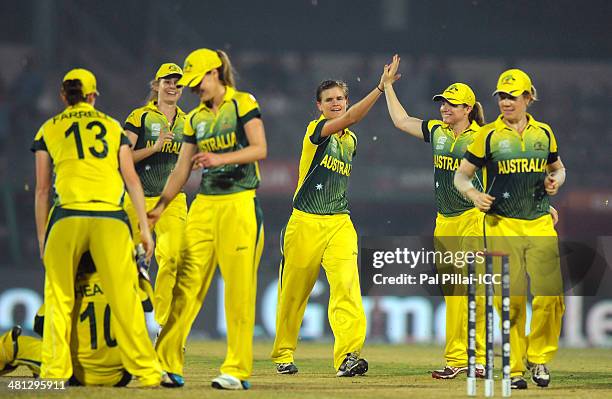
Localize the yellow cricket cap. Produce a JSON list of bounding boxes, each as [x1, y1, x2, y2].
[[63, 68, 99, 95], [177, 49, 222, 88], [432, 83, 476, 107], [493, 68, 534, 97], [155, 63, 183, 80]]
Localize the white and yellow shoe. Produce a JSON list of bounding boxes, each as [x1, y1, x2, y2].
[[211, 374, 250, 390]]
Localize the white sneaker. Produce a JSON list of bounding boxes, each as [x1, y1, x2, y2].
[[211, 374, 250, 390]]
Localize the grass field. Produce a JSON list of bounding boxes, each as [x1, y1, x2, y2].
[[2, 340, 611, 398]]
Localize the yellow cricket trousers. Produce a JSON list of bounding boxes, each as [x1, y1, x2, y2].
[[0, 332, 41, 376], [156, 190, 264, 380], [271, 209, 366, 371], [434, 207, 486, 367], [124, 193, 187, 326], [5, 334, 129, 386], [484, 213, 564, 377], [40, 207, 162, 385]]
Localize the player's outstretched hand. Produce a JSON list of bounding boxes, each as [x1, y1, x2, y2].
[[381, 54, 401, 88]]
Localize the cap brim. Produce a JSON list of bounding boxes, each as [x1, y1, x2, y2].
[[432, 94, 463, 105], [492, 89, 520, 97], [177, 72, 205, 88], [157, 73, 183, 81]]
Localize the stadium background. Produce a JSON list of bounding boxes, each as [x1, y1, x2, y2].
[[0, 0, 610, 348]]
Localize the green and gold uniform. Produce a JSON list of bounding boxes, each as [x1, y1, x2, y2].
[[1, 256, 154, 386], [31, 102, 161, 384], [423, 119, 486, 369], [123, 101, 188, 326], [156, 86, 264, 380], [465, 113, 564, 377], [271, 115, 366, 371]]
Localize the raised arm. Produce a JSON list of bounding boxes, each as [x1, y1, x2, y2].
[[383, 56, 424, 139], [320, 55, 401, 137], [454, 159, 495, 212]]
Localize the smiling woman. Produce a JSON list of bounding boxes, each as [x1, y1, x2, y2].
[[454, 68, 567, 389], [146, 48, 267, 391], [122, 63, 188, 330], [271, 56, 400, 378], [382, 55, 488, 381]]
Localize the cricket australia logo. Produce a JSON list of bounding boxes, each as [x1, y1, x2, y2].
[[151, 123, 161, 138], [501, 74, 515, 85], [533, 141, 545, 151], [446, 84, 459, 93]]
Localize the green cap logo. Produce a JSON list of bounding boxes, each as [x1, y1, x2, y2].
[[502, 74, 516, 85]]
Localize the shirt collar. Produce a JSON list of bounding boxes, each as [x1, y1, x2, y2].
[[495, 113, 538, 132], [145, 100, 185, 116], [441, 120, 479, 136], [66, 102, 95, 111]]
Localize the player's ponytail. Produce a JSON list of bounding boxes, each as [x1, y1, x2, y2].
[[216, 50, 236, 87], [146, 79, 160, 104], [62, 79, 86, 105], [468, 101, 486, 126]]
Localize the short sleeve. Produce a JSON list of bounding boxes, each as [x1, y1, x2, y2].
[[421, 120, 441, 143], [464, 126, 491, 167], [236, 92, 262, 125], [545, 125, 559, 164], [308, 118, 328, 145], [120, 132, 132, 146], [124, 109, 144, 136], [182, 112, 197, 145], [31, 125, 47, 152]]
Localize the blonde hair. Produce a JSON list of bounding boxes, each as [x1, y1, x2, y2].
[[524, 86, 538, 106], [145, 79, 159, 104], [468, 101, 486, 126], [216, 50, 236, 87]]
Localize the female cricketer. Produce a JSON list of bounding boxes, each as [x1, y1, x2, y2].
[[271, 56, 400, 377], [455, 68, 566, 389], [124, 63, 187, 328], [148, 49, 266, 390], [32, 68, 162, 385], [382, 55, 487, 379], [0, 253, 157, 386]]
